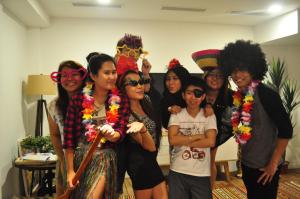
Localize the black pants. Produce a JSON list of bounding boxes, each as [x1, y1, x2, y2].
[[242, 164, 281, 199]]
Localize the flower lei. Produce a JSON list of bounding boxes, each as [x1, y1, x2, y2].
[[231, 80, 260, 144], [82, 82, 121, 143]]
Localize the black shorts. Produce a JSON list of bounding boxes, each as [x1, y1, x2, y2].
[[127, 143, 165, 190]]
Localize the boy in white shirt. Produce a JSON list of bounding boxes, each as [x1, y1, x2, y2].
[[168, 76, 217, 199]]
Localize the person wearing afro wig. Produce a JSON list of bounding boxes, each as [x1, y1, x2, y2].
[[219, 40, 293, 199]]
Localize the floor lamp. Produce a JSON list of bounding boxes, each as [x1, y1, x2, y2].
[[27, 74, 57, 137]]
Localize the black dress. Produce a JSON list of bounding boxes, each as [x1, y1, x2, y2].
[[212, 89, 234, 148], [126, 113, 165, 190]]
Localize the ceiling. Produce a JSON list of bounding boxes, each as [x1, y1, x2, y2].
[[1, 0, 300, 45], [41, 0, 300, 25], [2, 0, 300, 26]]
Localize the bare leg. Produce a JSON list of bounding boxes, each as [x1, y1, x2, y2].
[[153, 181, 168, 199], [87, 174, 106, 199], [210, 147, 218, 189], [56, 181, 64, 196], [134, 188, 152, 199]]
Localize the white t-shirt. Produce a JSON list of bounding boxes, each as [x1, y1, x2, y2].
[[168, 108, 217, 177], [48, 98, 64, 143]]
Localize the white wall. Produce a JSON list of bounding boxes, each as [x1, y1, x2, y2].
[[261, 45, 300, 169], [0, 4, 29, 198], [30, 17, 253, 74]]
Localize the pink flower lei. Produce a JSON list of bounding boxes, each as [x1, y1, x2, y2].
[[82, 82, 121, 143], [231, 80, 260, 144]]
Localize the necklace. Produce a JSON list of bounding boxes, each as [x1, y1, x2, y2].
[[231, 80, 259, 144], [82, 82, 121, 143]]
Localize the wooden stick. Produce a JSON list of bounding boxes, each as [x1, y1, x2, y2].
[[57, 132, 103, 199]]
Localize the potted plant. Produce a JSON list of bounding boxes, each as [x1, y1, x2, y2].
[[21, 135, 54, 154], [264, 58, 300, 173]]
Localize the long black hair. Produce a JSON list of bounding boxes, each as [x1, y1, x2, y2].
[[118, 70, 162, 149], [87, 53, 116, 82], [56, 60, 87, 120]]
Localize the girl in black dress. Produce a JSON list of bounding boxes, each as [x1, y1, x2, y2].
[[118, 70, 168, 199]]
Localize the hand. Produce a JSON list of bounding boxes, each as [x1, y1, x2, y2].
[[67, 170, 79, 189], [204, 104, 214, 117], [99, 124, 116, 140], [257, 162, 278, 185], [168, 105, 182, 114], [142, 59, 152, 75], [127, 122, 146, 134]]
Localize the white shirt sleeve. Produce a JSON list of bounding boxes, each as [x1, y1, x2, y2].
[[204, 114, 218, 133], [48, 99, 57, 120], [168, 113, 180, 127]]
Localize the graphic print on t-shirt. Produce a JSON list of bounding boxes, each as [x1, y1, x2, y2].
[[168, 109, 217, 176], [180, 123, 206, 161]]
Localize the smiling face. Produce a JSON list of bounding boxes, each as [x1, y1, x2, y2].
[[60, 67, 84, 95], [124, 73, 145, 100], [205, 69, 225, 91], [183, 85, 206, 109], [165, 71, 181, 94], [231, 68, 253, 90], [90, 61, 117, 91]]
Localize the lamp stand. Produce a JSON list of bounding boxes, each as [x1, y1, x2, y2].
[[35, 95, 49, 137]]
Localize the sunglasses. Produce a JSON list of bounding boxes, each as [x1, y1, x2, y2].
[[50, 68, 87, 83], [125, 79, 146, 87]]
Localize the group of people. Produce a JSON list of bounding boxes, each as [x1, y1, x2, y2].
[[47, 34, 293, 199]]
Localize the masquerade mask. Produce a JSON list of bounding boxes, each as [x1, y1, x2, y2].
[[50, 68, 87, 83], [125, 79, 146, 87], [193, 89, 205, 98], [116, 44, 148, 60]]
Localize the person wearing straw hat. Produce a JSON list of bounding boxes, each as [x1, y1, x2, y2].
[[192, 49, 233, 188]]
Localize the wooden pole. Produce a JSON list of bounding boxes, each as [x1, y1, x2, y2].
[[57, 132, 103, 199]]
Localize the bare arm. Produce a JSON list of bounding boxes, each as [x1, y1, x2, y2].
[[168, 125, 205, 146], [47, 114, 64, 160], [188, 129, 217, 148], [258, 138, 289, 185], [65, 148, 77, 188], [131, 130, 156, 152], [127, 122, 156, 152]]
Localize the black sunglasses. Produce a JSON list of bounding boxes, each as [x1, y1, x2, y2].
[[193, 89, 205, 98], [125, 79, 146, 87]]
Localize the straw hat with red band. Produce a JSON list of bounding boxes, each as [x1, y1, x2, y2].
[[191, 49, 220, 71]]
